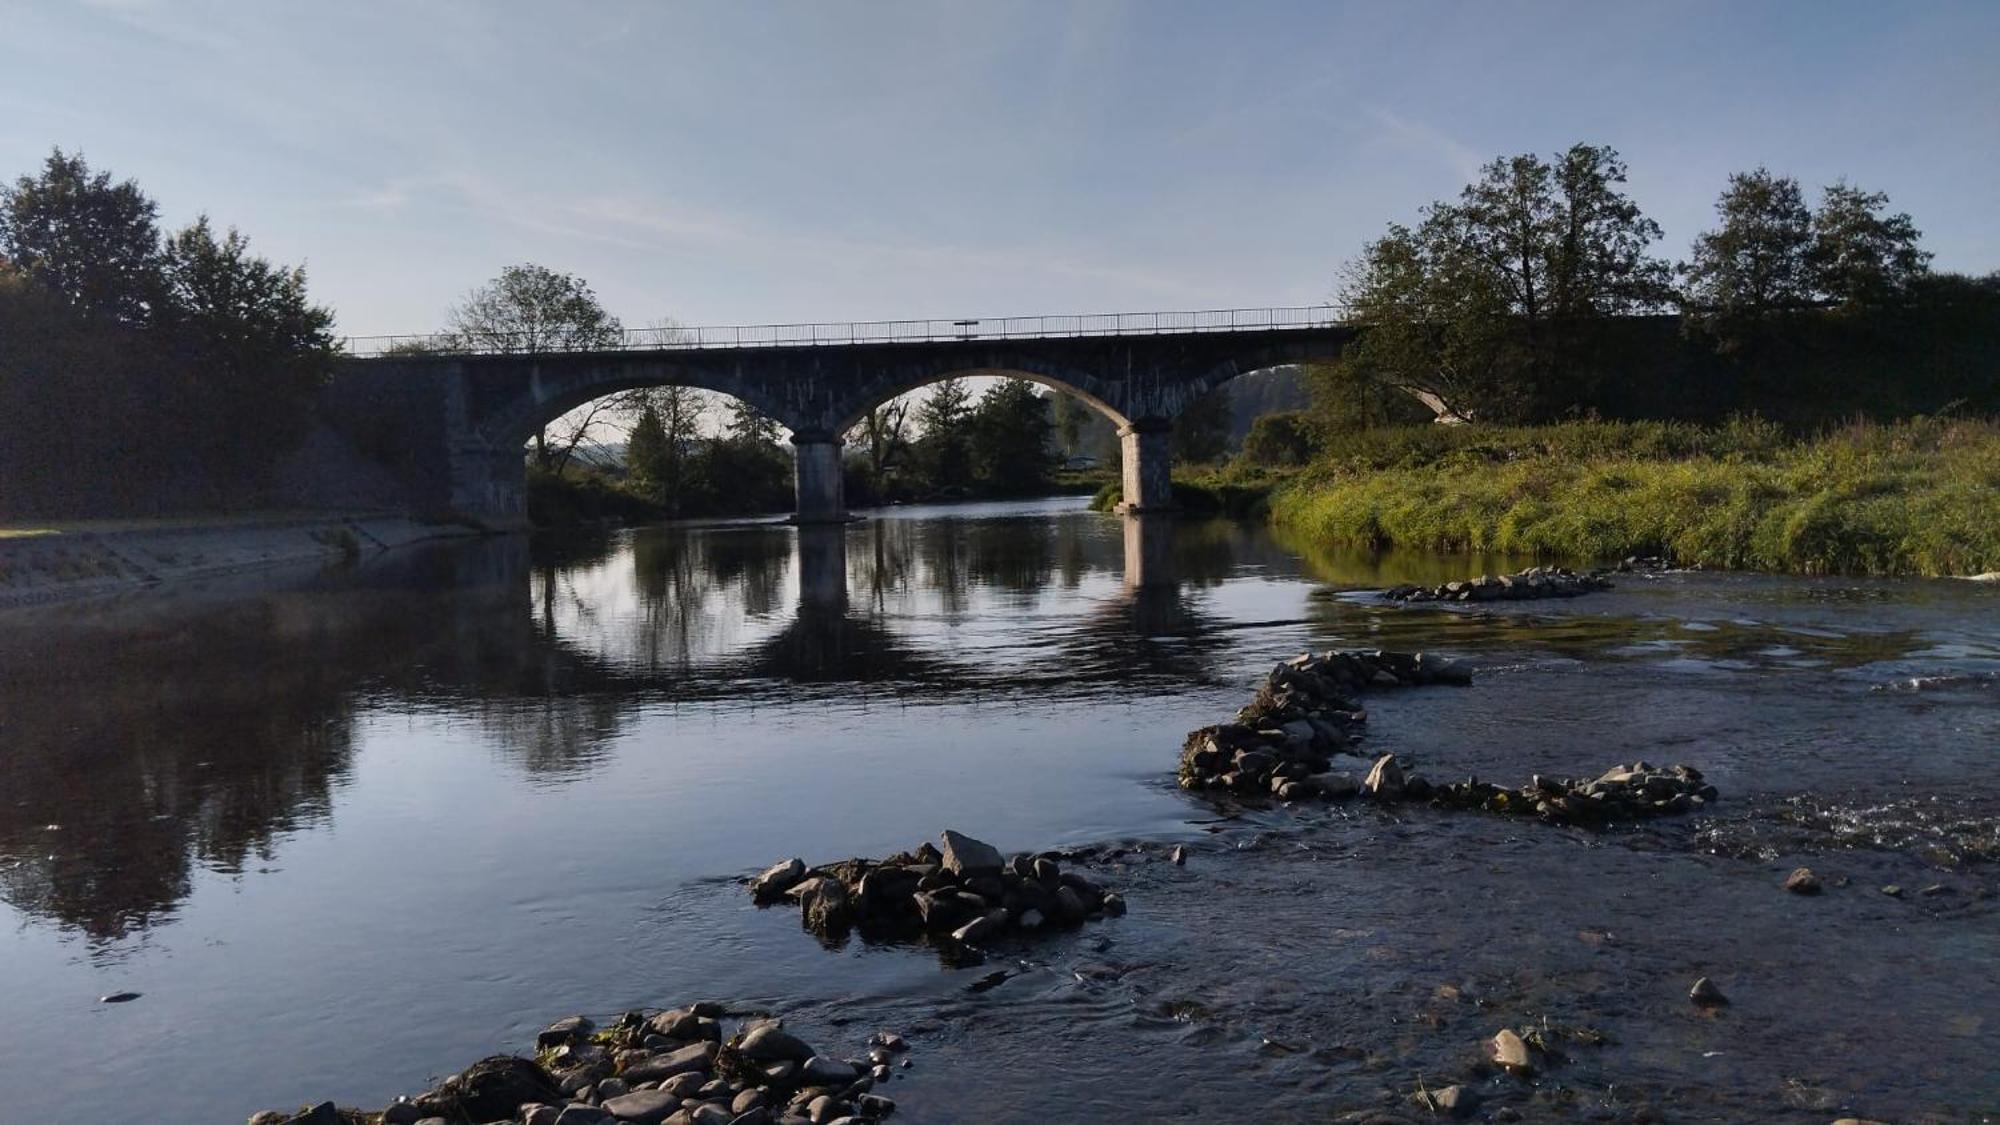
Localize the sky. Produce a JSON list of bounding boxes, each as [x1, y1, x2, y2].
[[3, 1, 1997, 341]]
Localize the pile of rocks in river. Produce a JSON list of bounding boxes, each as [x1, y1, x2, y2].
[[1427, 760, 1719, 826], [751, 830, 1125, 951], [1384, 565, 1613, 603], [1177, 648, 1471, 799], [1179, 651, 1717, 825], [250, 1006, 911, 1125]]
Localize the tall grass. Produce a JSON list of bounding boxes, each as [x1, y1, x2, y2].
[[1269, 417, 2000, 576]]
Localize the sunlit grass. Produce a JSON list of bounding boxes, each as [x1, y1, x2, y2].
[[1269, 417, 2000, 577]]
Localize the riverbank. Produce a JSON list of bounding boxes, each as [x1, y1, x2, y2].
[[1265, 417, 2000, 577], [0, 512, 482, 607]]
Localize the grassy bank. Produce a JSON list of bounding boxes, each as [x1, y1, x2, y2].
[[1266, 418, 2000, 576]]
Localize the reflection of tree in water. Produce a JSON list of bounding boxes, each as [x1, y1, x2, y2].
[[622, 526, 793, 668], [856, 521, 914, 613], [964, 517, 1056, 594], [0, 511, 1292, 946], [0, 599, 366, 947]]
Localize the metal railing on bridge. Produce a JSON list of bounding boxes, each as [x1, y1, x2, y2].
[[341, 305, 1352, 358]]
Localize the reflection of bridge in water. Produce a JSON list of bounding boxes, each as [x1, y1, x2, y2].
[[0, 511, 1229, 944]]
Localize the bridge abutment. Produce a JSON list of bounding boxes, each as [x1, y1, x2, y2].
[[790, 431, 848, 523], [1117, 421, 1176, 514]]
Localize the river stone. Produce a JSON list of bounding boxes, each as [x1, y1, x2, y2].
[[1784, 866, 1823, 894], [730, 1090, 767, 1114], [624, 1043, 714, 1083], [800, 1055, 857, 1084], [602, 1089, 681, 1124], [751, 858, 807, 902], [555, 1108, 613, 1125], [797, 877, 855, 936], [1311, 772, 1359, 798], [540, 1015, 597, 1049], [1424, 1084, 1479, 1118], [661, 1072, 708, 1098], [726, 1110, 771, 1125], [424, 1056, 562, 1120], [736, 1023, 817, 1063], [1689, 976, 1728, 1006], [1363, 754, 1406, 799], [650, 1008, 704, 1040], [951, 909, 1008, 944], [1489, 1028, 1532, 1073], [939, 830, 1004, 876]]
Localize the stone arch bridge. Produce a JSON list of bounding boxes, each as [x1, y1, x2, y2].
[[322, 309, 1359, 528]]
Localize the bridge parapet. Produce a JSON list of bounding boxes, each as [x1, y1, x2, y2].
[[340, 305, 1351, 357]]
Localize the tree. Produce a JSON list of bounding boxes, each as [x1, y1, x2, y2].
[[915, 376, 974, 489], [1172, 387, 1232, 463], [1681, 168, 1816, 322], [850, 399, 912, 478], [726, 398, 783, 446], [1051, 391, 1085, 458], [626, 385, 707, 508], [0, 148, 163, 325], [966, 378, 1054, 494], [624, 401, 671, 496], [1240, 411, 1317, 466], [1336, 143, 1671, 422], [446, 264, 627, 468], [158, 216, 338, 469], [1809, 182, 1930, 310]]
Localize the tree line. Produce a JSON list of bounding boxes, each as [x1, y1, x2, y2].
[[0, 150, 337, 518], [1295, 143, 1997, 444]]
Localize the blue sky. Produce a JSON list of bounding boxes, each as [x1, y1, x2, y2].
[[4, 1, 1996, 339]]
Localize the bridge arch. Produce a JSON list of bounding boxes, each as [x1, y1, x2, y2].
[[474, 357, 804, 451], [831, 365, 1132, 437]]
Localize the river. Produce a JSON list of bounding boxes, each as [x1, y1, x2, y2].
[[1, 497, 1996, 1122]]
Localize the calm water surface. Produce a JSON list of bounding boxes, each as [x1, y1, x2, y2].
[[2, 497, 1996, 1122]]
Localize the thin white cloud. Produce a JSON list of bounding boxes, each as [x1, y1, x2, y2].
[[1363, 106, 1485, 178]]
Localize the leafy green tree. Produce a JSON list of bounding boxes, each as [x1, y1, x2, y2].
[[1051, 391, 1085, 457], [446, 264, 627, 468], [0, 148, 163, 325], [966, 378, 1054, 494], [1302, 359, 1435, 434], [1681, 168, 1816, 322], [624, 401, 671, 497], [915, 376, 974, 489], [1172, 387, 1232, 463], [627, 385, 706, 509], [727, 398, 783, 446], [158, 216, 338, 469], [1809, 182, 1930, 310], [1338, 143, 1671, 422], [1240, 411, 1318, 466]]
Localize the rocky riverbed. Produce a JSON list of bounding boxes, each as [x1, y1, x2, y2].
[[750, 831, 1125, 959], [1385, 565, 1613, 603], [249, 1006, 916, 1125], [1179, 650, 1717, 825]]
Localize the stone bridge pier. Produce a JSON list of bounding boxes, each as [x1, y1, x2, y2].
[[312, 323, 1356, 528]]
